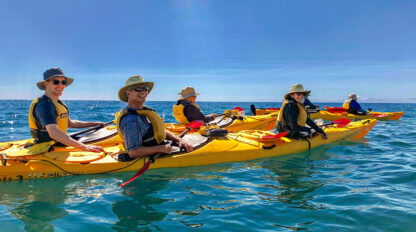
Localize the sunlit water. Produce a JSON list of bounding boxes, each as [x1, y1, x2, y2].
[[0, 100, 415, 231]]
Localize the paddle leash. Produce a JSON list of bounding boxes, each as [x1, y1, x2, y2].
[[119, 120, 204, 187]]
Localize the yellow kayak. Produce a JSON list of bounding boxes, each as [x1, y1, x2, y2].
[[0, 111, 278, 156], [0, 119, 377, 181], [254, 107, 403, 121], [310, 109, 404, 121], [166, 112, 278, 133]]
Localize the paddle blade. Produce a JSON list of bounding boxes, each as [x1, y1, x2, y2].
[[250, 104, 256, 116], [233, 107, 245, 116], [119, 159, 151, 187], [5, 142, 53, 157], [187, 120, 204, 129], [372, 113, 388, 118], [262, 131, 288, 140], [332, 118, 350, 126]]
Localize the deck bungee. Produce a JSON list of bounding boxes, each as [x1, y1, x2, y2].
[[0, 119, 377, 182]]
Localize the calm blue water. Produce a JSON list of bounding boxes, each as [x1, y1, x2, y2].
[[0, 100, 415, 231]]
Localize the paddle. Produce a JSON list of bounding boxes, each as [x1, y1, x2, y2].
[[320, 118, 351, 127], [69, 121, 114, 139], [261, 131, 288, 140], [119, 120, 204, 187], [250, 104, 256, 116], [6, 121, 114, 157], [216, 107, 245, 124]]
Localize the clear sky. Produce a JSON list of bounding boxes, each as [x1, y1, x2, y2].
[[0, 0, 415, 103]]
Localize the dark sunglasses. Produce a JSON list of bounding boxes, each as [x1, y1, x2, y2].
[[132, 86, 149, 92], [49, 79, 67, 85], [293, 92, 305, 96]]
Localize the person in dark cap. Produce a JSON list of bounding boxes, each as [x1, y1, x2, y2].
[[28, 68, 104, 152]]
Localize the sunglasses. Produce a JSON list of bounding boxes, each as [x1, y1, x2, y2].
[[132, 86, 149, 92], [293, 92, 305, 96], [49, 79, 67, 85]]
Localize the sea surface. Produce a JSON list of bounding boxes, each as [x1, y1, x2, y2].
[[0, 100, 415, 232]]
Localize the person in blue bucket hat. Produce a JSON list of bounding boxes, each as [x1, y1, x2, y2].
[[28, 67, 105, 152]]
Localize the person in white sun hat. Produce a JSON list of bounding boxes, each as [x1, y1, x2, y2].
[[343, 93, 367, 115], [172, 86, 218, 125]]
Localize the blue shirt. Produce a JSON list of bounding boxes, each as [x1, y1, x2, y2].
[[33, 95, 66, 129], [349, 100, 364, 111], [119, 107, 151, 151]]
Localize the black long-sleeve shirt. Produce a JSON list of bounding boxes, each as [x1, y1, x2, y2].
[[177, 100, 216, 123], [276, 99, 324, 138]]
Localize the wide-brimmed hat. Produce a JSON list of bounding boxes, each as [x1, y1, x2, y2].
[[284, 84, 311, 99], [348, 93, 359, 100], [37, 68, 74, 90], [178, 86, 200, 100], [118, 75, 154, 102]]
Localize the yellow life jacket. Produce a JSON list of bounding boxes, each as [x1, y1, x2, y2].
[[115, 107, 166, 150], [28, 96, 69, 141], [277, 100, 307, 126], [343, 99, 352, 109], [172, 102, 202, 125]]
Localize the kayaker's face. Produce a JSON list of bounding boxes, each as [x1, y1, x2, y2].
[[188, 96, 196, 103], [127, 85, 149, 104], [291, 92, 305, 103], [44, 76, 66, 98]]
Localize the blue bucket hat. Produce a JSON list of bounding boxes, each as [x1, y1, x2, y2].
[[37, 68, 74, 90]]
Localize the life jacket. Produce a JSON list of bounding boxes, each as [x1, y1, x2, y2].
[[28, 95, 69, 142], [172, 101, 202, 124], [115, 106, 166, 150], [277, 99, 308, 127], [343, 99, 352, 110]]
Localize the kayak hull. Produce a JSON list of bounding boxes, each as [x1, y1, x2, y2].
[[310, 111, 404, 121], [0, 119, 377, 181]]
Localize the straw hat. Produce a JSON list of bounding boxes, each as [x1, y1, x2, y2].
[[348, 93, 359, 100], [37, 68, 74, 90], [178, 86, 200, 100], [118, 75, 154, 102], [284, 84, 311, 99]]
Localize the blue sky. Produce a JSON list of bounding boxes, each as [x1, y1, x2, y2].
[[0, 0, 415, 102]]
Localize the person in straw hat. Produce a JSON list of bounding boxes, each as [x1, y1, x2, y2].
[[115, 75, 193, 159], [172, 86, 219, 124], [28, 68, 105, 152], [275, 84, 328, 140], [343, 93, 367, 115]]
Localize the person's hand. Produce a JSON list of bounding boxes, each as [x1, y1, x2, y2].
[[95, 122, 106, 127], [178, 139, 193, 152], [160, 144, 173, 154], [321, 132, 328, 140], [82, 145, 104, 153]]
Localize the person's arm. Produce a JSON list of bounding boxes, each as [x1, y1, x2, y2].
[[68, 118, 105, 128], [166, 130, 193, 152], [127, 145, 172, 159], [306, 118, 328, 139], [120, 115, 172, 158], [45, 124, 104, 152], [285, 103, 307, 135], [184, 105, 215, 123], [304, 98, 317, 110]]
